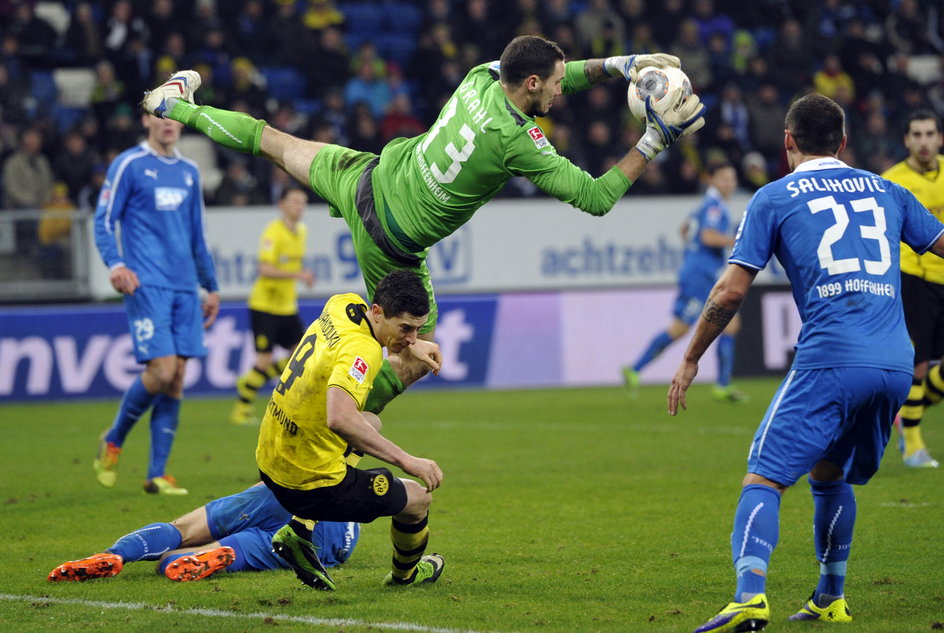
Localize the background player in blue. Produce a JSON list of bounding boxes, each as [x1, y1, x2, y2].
[[667, 94, 944, 633], [622, 164, 745, 402], [47, 483, 360, 582], [93, 113, 220, 496]]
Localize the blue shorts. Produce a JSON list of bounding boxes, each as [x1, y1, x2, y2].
[[124, 285, 206, 362], [672, 293, 706, 325], [206, 484, 360, 572], [747, 367, 911, 486]]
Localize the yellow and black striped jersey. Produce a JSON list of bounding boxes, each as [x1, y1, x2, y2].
[[883, 157, 944, 282], [248, 219, 307, 315], [256, 293, 381, 490]]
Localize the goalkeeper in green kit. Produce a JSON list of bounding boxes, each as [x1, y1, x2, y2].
[[142, 35, 706, 416]]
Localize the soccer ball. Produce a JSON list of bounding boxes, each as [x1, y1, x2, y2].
[[627, 66, 693, 121]]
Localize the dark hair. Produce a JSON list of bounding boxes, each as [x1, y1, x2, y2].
[[707, 162, 733, 176], [499, 35, 565, 85], [784, 93, 845, 156], [280, 185, 307, 201], [905, 109, 942, 136], [372, 269, 429, 318]]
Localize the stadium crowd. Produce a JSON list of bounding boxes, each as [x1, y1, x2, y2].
[[1, 0, 944, 219]]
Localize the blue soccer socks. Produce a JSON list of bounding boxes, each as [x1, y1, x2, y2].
[[731, 484, 781, 602], [148, 394, 181, 479], [810, 477, 856, 601], [107, 522, 182, 562], [716, 334, 736, 387], [105, 376, 157, 446], [634, 330, 674, 372]]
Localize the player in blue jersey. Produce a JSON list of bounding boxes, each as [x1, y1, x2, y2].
[[47, 483, 360, 582], [622, 164, 746, 403], [667, 94, 944, 633], [93, 114, 220, 496]]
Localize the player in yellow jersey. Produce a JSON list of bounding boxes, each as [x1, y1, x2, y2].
[[883, 110, 944, 468], [257, 269, 446, 590], [231, 186, 316, 425]]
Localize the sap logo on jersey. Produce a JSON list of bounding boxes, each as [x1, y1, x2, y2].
[[154, 187, 189, 211]]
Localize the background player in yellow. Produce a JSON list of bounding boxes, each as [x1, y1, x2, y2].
[[256, 269, 445, 590], [231, 186, 316, 425], [142, 35, 705, 422], [882, 110, 944, 468]]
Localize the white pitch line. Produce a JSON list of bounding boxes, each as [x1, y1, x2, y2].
[[0, 593, 518, 633]]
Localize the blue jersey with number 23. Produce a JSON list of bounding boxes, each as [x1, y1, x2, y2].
[[730, 157, 944, 373]]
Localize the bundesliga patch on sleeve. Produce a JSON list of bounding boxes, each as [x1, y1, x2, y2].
[[528, 126, 548, 149], [349, 357, 369, 383]]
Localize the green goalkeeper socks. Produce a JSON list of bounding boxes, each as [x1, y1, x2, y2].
[[364, 360, 405, 414], [168, 101, 266, 156]]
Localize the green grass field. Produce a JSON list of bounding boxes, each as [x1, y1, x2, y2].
[[2, 378, 942, 633]]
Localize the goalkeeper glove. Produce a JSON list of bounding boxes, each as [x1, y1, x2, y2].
[[604, 53, 681, 82], [634, 94, 707, 161]]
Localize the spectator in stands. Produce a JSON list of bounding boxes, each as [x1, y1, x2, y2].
[[691, 0, 735, 47], [90, 60, 127, 129], [345, 59, 392, 119], [885, 0, 935, 55], [813, 54, 856, 102], [740, 151, 769, 192], [306, 27, 350, 99], [2, 126, 52, 257], [232, 0, 266, 61], [191, 25, 232, 89], [746, 81, 787, 173], [452, 0, 504, 60], [77, 163, 106, 213], [214, 158, 267, 207], [3, 126, 52, 210], [706, 31, 735, 91], [53, 131, 97, 205], [853, 111, 899, 175], [302, 0, 345, 32], [0, 60, 28, 126], [104, 103, 140, 154], [730, 30, 756, 76], [147, 0, 178, 57], [647, 0, 687, 49], [103, 0, 149, 57], [63, 1, 103, 67], [8, 2, 57, 70], [265, 0, 316, 68], [225, 57, 267, 116], [765, 18, 815, 97], [381, 93, 426, 143], [37, 181, 74, 279], [350, 41, 388, 81], [115, 35, 154, 99], [575, 0, 626, 58], [669, 20, 711, 94], [346, 102, 384, 154]]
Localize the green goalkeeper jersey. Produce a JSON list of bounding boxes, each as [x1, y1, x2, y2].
[[373, 61, 633, 251]]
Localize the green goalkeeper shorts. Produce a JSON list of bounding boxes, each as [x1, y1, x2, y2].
[[308, 144, 438, 334]]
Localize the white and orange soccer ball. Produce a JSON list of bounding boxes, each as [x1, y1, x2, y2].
[[626, 66, 693, 121]]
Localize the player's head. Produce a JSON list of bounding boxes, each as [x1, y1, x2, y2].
[[708, 163, 737, 198], [903, 109, 942, 168], [499, 35, 565, 117], [784, 93, 846, 164], [143, 113, 183, 149], [279, 186, 308, 223], [369, 269, 430, 353]]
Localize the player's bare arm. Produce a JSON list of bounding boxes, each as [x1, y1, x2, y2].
[[668, 264, 756, 415], [202, 291, 220, 328], [404, 338, 442, 375], [326, 387, 443, 491], [109, 265, 140, 295]]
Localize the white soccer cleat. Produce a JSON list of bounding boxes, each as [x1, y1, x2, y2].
[[141, 70, 201, 118]]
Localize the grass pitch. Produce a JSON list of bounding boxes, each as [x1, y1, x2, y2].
[[1, 378, 941, 632]]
